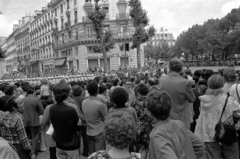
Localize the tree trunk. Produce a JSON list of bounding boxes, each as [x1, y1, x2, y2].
[[103, 47, 108, 73], [137, 45, 141, 69]]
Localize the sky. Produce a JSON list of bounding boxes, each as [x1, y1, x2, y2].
[[0, 0, 240, 39]]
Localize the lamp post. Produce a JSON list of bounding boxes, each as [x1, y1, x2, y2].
[[124, 25, 128, 72]]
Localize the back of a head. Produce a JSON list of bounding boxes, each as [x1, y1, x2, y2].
[[41, 79, 48, 85], [185, 69, 192, 76], [204, 69, 214, 80], [113, 78, 120, 86], [111, 87, 129, 106], [53, 82, 70, 103], [0, 83, 9, 92], [145, 90, 172, 121], [99, 84, 107, 94], [72, 85, 83, 97], [194, 70, 202, 78], [5, 96, 18, 112], [223, 67, 236, 83], [104, 111, 136, 149], [135, 83, 149, 96], [4, 85, 15, 96], [169, 59, 183, 73], [147, 78, 155, 86], [208, 75, 224, 90], [22, 85, 34, 95], [87, 81, 98, 96]]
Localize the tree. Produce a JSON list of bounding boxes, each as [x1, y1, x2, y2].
[[0, 47, 6, 58], [129, 0, 156, 68], [88, 0, 115, 73], [144, 40, 171, 64]]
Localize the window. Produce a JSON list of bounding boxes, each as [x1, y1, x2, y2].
[[119, 43, 129, 51], [55, 21, 58, 28], [103, 25, 110, 31], [67, 14, 70, 22], [86, 26, 94, 38], [67, 0, 70, 8], [60, 4, 63, 13], [74, 11, 77, 24], [74, 0, 77, 5], [69, 31, 71, 39], [103, 7, 109, 19], [87, 46, 94, 53], [61, 18, 64, 29], [55, 9, 57, 16], [85, 0, 92, 2]]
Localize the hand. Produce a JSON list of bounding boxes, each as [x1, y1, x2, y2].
[[77, 119, 82, 126]]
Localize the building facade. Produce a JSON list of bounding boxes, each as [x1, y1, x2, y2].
[[4, 0, 144, 74], [148, 32, 176, 47], [29, 5, 54, 74], [4, 26, 18, 73], [15, 16, 32, 74], [51, 0, 143, 73]]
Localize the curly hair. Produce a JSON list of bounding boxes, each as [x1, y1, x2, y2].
[[104, 111, 136, 149], [134, 83, 148, 96], [111, 87, 129, 106], [5, 96, 18, 112], [169, 59, 183, 73], [53, 83, 70, 103], [145, 90, 172, 121]]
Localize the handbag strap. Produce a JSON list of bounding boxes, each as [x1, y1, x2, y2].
[[218, 94, 229, 123], [236, 84, 240, 102]]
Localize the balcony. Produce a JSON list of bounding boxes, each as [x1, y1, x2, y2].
[[116, 13, 129, 20], [82, 16, 91, 22], [65, 21, 71, 28]]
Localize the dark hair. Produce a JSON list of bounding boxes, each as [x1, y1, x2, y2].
[[70, 81, 77, 87], [21, 82, 29, 87], [0, 83, 9, 92], [104, 111, 136, 149], [194, 70, 202, 78], [112, 87, 129, 106], [169, 59, 183, 73], [22, 85, 34, 94], [204, 69, 214, 80], [145, 90, 172, 121], [35, 85, 41, 91], [135, 79, 140, 85], [15, 83, 20, 87], [94, 76, 101, 84], [99, 84, 107, 94], [53, 83, 70, 103], [135, 83, 148, 96], [72, 85, 83, 97], [147, 78, 155, 86], [193, 76, 199, 84], [103, 77, 108, 83], [5, 96, 18, 112], [113, 78, 120, 86], [4, 85, 15, 96], [106, 82, 112, 90], [87, 81, 99, 96]]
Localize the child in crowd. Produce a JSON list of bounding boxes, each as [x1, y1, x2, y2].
[[40, 79, 50, 99]]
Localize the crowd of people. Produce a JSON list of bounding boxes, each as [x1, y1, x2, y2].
[[0, 58, 240, 159]]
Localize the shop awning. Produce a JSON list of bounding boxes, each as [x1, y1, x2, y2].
[[53, 58, 66, 66]]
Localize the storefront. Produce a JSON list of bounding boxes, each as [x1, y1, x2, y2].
[[53, 57, 68, 74]]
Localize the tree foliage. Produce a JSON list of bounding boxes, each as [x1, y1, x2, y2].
[[129, 0, 156, 68], [88, 0, 115, 72], [144, 40, 171, 63], [173, 7, 240, 64]]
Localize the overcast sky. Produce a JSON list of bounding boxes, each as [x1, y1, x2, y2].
[[0, 0, 240, 39]]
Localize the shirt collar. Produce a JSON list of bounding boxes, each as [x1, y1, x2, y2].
[[169, 72, 180, 77]]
